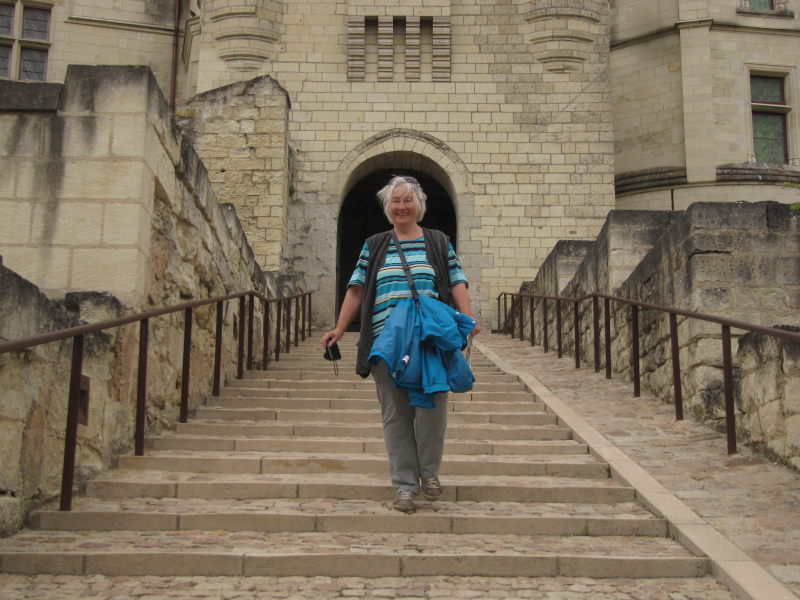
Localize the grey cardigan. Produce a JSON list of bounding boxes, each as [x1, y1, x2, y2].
[[354, 228, 454, 378]]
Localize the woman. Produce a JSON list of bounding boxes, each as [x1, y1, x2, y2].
[[321, 175, 480, 513]]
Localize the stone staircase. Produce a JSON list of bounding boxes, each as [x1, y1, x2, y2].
[[0, 332, 711, 581]]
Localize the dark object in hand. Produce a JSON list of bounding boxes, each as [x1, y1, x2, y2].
[[324, 342, 341, 361]]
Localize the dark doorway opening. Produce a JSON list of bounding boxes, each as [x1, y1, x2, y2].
[[337, 169, 456, 328]]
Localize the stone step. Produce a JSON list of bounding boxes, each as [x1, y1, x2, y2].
[[176, 421, 574, 441], [204, 395, 547, 413], [117, 451, 608, 478], [85, 472, 634, 504], [32, 497, 665, 535], [150, 435, 589, 456], [245, 370, 520, 384], [193, 407, 559, 426], [0, 530, 708, 578], [226, 378, 527, 393], [217, 387, 536, 402]]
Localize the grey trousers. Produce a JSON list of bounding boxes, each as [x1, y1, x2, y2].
[[370, 360, 448, 493]]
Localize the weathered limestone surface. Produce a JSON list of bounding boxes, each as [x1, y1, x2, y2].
[[516, 202, 800, 467], [0, 66, 302, 536], [177, 76, 292, 271], [738, 328, 800, 471], [0, 264, 124, 537]]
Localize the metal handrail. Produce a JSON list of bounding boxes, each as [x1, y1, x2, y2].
[[497, 290, 800, 455], [0, 288, 313, 511]]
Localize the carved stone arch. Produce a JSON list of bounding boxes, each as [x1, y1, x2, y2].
[[333, 128, 472, 206], [327, 129, 477, 320]]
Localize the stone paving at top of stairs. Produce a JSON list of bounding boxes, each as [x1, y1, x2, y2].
[[0, 331, 749, 599]]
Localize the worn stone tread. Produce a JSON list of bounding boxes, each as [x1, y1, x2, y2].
[[0, 574, 738, 599]]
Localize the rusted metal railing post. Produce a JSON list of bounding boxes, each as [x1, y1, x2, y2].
[[529, 295, 535, 346], [60, 333, 85, 511], [556, 299, 563, 358], [294, 295, 300, 347], [284, 298, 291, 354], [517, 294, 524, 340], [592, 295, 600, 373], [542, 298, 549, 353], [722, 324, 737, 454], [135, 319, 149, 456], [669, 312, 683, 420], [497, 295, 502, 332], [237, 295, 246, 379], [503, 293, 509, 333], [180, 308, 192, 423], [573, 300, 580, 369], [274, 300, 282, 362], [301, 293, 307, 342], [213, 300, 223, 396], [262, 299, 271, 370], [307, 293, 312, 337], [247, 294, 255, 370], [631, 304, 640, 397], [604, 297, 611, 379]]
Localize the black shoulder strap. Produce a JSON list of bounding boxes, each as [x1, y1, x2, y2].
[[390, 231, 420, 303]]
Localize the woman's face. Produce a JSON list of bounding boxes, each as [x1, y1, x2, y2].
[[389, 186, 418, 227]]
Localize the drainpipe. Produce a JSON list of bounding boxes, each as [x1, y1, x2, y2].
[[170, 0, 182, 112]]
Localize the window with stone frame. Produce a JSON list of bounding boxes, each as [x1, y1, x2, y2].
[[750, 74, 791, 164], [749, 0, 774, 8], [0, 1, 51, 81]]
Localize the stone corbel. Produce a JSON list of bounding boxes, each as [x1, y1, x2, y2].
[[522, 1, 605, 73], [204, 1, 282, 70]]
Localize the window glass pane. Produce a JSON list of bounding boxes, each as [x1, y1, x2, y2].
[[22, 6, 50, 41], [749, 0, 774, 8], [19, 46, 46, 80], [752, 112, 787, 164], [0, 44, 10, 78], [0, 4, 13, 37], [751, 76, 784, 104]]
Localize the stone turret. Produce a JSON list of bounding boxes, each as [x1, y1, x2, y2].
[[520, 0, 608, 72], [202, 0, 284, 72]]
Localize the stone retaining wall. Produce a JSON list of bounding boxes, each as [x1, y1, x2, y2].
[[517, 202, 800, 467], [0, 66, 302, 535]]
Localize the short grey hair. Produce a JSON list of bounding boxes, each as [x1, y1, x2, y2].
[[376, 175, 427, 223]]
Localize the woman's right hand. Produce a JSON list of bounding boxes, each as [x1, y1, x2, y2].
[[320, 328, 343, 349]]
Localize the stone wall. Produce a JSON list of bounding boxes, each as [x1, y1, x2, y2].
[[0, 262, 125, 536], [515, 211, 676, 355], [177, 76, 292, 271], [0, 66, 300, 535], [182, 0, 617, 328], [517, 202, 800, 465], [738, 328, 800, 470]]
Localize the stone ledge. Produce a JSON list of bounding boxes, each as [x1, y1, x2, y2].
[[0, 81, 62, 112], [615, 167, 688, 195], [717, 162, 800, 185]]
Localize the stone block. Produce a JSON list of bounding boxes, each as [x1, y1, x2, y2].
[[103, 203, 147, 246], [60, 160, 146, 200], [60, 65, 153, 115], [0, 202, 31, 244], [31, 202, 103, 246], [687, 254, 751, 284], [61, 116, 112, 158], [111, 115, 148, 158], [71, 248, 143, 293], [0, 246, 71, 291]]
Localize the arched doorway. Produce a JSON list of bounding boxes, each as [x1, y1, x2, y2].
[[337, 168, 457, 327]]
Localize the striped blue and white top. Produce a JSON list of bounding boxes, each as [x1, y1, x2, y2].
[[348, 236, 468, 337]]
